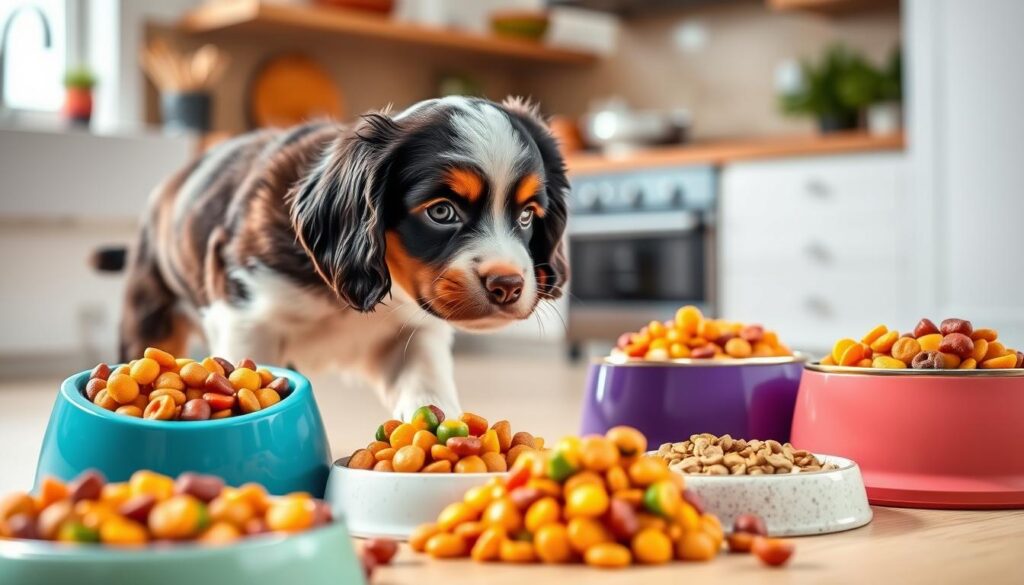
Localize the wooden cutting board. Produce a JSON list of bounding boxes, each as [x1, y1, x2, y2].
[[248, 53, 344, 128]]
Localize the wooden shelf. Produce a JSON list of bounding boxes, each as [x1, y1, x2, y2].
[[767, 0, 899, 16], [179, 1, 599, 66]]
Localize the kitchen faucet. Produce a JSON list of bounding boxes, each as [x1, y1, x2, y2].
[[0, 4, 53, 114]]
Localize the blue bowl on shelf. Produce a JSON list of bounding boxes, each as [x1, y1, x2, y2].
[[34, 366, 332, 496]]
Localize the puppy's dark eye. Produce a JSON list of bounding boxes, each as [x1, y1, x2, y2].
[[426, 201, 461, 225], [517, 207, 535, 229]]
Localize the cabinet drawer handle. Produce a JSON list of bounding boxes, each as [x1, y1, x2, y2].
[[803, 241, 831, 264]]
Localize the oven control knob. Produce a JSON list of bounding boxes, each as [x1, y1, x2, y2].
[[623, 183, 644, 209], [666, 183, 686, 207]]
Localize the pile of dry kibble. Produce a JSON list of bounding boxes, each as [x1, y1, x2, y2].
[[84, 348, 291, 421], [613, 305, 793, 361], [0, 470, 329, 545], [656, 434, 837, 476], [347, 406, 540, 473], [411, 426, 794, 569], [824, 318, 1024, 370]]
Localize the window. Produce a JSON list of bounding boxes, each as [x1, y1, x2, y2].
[[1, 0, 68, 111]]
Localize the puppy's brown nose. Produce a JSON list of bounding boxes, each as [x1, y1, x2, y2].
[[484, 274, 524, 305]]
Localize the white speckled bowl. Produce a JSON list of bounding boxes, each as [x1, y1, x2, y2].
[[677, 455, 872, 536], [324, 457, 498, 539]]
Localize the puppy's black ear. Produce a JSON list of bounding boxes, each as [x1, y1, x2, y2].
[[291, 114, 399, 311], [503, 97, 570, 299]]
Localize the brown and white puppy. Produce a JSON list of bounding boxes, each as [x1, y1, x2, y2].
[[119, 96, 568, 419]]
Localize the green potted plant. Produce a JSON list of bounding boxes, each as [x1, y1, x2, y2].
[[779, 44, 863, 133], [63, 66, 96, 126], [865, 49, 903, 135]]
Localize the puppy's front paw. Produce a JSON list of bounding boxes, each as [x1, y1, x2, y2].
[[392, 393, 462, 422]]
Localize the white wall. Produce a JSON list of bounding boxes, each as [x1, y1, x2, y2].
[[906, 0, 1024, 341]]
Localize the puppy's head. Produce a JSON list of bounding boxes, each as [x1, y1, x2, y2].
[[292, 96, 569, 329]]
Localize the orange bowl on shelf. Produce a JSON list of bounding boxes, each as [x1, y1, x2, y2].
[[790, 364, 1024, 509]]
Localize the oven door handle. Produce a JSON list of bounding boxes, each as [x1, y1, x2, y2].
[[567, 211, 702, 238]]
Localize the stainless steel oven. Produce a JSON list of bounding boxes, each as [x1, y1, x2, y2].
[[566, 166, 716, 352]]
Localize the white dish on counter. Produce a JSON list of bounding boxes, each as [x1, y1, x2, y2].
[[675, 454, 872, 537], [325, 457, 498, 539]]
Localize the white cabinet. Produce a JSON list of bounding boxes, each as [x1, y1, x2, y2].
[[907, 0, 1024, 343], [719, 153, 908, 352]]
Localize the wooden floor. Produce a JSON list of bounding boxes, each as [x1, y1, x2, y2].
[[2, 353, 1022, 584]]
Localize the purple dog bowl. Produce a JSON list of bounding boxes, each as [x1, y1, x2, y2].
[[581, 355, 806, 447]]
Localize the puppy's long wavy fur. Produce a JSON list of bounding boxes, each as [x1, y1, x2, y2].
[[116, 96, 569, 419]]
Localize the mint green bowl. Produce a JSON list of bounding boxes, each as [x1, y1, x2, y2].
[[0, 522, 365, 585]]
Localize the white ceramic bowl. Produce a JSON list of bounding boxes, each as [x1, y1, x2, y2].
[[676, 455, 872, 536], [325, 457, 500, 539]]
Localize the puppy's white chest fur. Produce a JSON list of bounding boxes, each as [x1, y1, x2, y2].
[[199, 266, 459, 419]]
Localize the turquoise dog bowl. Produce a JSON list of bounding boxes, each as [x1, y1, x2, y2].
[[34, 367, 332, 496], [0, 522, 365, 585]]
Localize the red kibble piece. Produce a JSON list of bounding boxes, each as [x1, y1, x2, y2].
[[752, 537, 795, 567], [90, 363, 111, 381], [605, 497, 639, 540], [268, 377, 291, 395], [682, 489, 705, 515], [733, 513, 767, 536], [212, 357, 235, 375], [119, 494, 156, 523], [940, 318, 973, 337], [428, 405, 446, 425], [238, 358, 257, 370], [739, 325, 764, 343], [913, 318, 940, 338], [939, 333, 974, 359], [68, 470, 105, 503], [85, 378, 107, 401], [363, 538, 399, 565], [691, 345, 716, 359], [508, 487, 544, 510], [204, 373, 236, 396]]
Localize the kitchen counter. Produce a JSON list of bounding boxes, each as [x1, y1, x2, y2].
[[566, 131, 905, 175], [375, 506, 1023, 584]]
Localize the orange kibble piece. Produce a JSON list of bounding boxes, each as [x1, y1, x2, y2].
[[860, 325, 888, 345], [856, 358, 873, 367], [130, 358, 161, 386], [820, 355, 836, 365], [982, 354, 1018, 369], [972, 339, 989, 362], [939, 352, 961, 369], [423, 460, 453, 473], [39, 477, 69, 508], [675, 306, 703, 335], [106, 374, 140, 404], [410, 523, 442, 552], [228, 368, 261, 392], [455, 456, 488, 474], [143, 347, 177, 369], [985, 341, 1007, 361], [431, 444, 459, 464], [959, 358, 978, 370], [499, 539, 537, 563], [917, 333, 943, 352], [678, 531, 718, 561], [869, 330, 900, 353], [831, 339, 857, 364], [724, 338, 752, 358], [412, 430, 438, 452], [389, 423, 416, 449], [872, 356, 906, 369], [392, 445, 427, 473], [972, 328, 998, 342], [471, 525, 506, 561], [891, 337, 922, 364], [838, 343, 867, 366], [697, 320, 720, 342], [179, 362, 211, 388]]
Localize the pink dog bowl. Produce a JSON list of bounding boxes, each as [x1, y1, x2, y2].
[[791, 364, 1024, 509]]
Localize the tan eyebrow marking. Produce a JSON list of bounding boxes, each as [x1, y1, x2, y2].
[[445, 168, 484, 203], [515, 173, 541, 205]]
